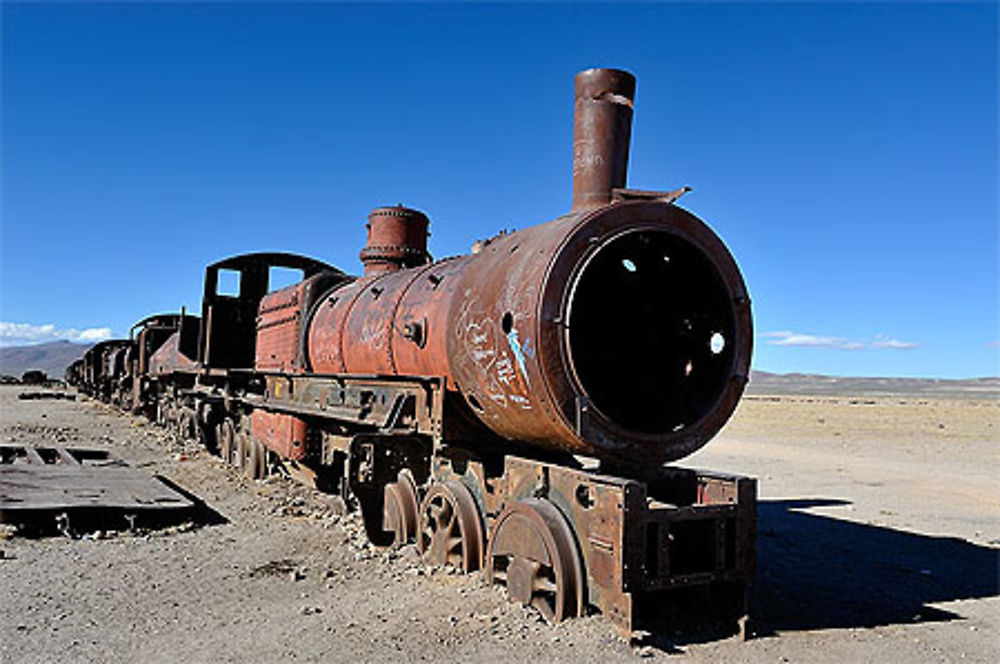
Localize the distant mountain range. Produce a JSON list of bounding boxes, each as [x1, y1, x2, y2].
[[0, 341, 996, 397], [0, 340, 89, 379], [747, 370, 1000, 398]]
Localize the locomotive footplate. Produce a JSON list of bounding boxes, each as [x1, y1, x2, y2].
[[436, 454, 756, 638]]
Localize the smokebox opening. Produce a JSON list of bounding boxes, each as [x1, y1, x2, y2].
[[567, 230, 736, 435]]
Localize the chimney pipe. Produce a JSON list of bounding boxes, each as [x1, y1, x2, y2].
[[571, 68, 636, 213]]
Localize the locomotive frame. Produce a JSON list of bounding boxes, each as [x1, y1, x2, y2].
[[68, 68, 756, 638]]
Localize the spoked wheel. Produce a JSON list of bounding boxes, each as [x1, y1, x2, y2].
[[217, 420, 235, 465], [246, 439, 266, 480], [234, 431, 248, 473], [197, 407, 216, 453], [486, 498, 585, 623], [177, 408, 196, 441], [417, 480, 484, 572], [383, 470, 420, 547]]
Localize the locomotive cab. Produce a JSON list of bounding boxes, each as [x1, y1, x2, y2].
[[197, 253, 343, 371]]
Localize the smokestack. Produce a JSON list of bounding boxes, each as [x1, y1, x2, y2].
[[571, 68, 636, 213]]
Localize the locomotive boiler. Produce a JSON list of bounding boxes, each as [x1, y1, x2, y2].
[[80, 68, 756, 637], [308, 67, 751, 467]]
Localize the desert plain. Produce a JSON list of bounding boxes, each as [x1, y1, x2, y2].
[[1, 381, 997, 663]]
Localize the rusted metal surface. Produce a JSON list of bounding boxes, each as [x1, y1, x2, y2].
[[303, 207, 751, 466], [72, 67, 756, 638], [417, 480, 484, 572], [0, 445, 194, 533], [198, 252, 344, 370], [360, 205, 431, 275], [128, 313, 200, 413], [486, 497, 586, 622], [491, 455, 755, 634], [216, 418, 236, 465], [250, 409, 308, 461], [256, 271, 345, 373], [307, 199, 754, 466], [251, 373, 443, 436], [299, 67, 751, 467], [131, 314, 199, 375], [307, 256, 471, 383], [147, 331, 198, 376], [77, 339, 131, 402], [382, 469, 420, 546], [428, 451, 755, 635], [65, 359, 83, 386], [572, 68, 635, 213]]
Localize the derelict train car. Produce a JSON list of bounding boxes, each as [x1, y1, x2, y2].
[[78, 339, 131, 402], [65, 359, 84, 387], [100, 69, 756, 637], [125, 312, 201, 419]]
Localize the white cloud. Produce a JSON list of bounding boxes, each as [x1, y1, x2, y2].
[[763, 330, 918, 351], [763, 331, 864, 350], [75, 327, 114, 341], [870, 334, 919, 350], [0, 321, 113, 345]]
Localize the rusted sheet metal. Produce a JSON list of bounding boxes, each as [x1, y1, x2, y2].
[[0, 445, 194, 531], [78, 339, 131, 401], [487, 455, 755, 634], [308, 277, 371, 374], [390, 257, 471, 384], [256, 282, 306, 373], [130, 313, 200, 376], [124, 313, 200, 412], [147, 330, 199, 376], [298, 67, 751, 466], [360, 205, 431, 276], [572, 68, 635, 213], [199, 252, 345, 371], [253, 373, 443, 437], [307, 256, 472, 385], [341, 269, 417, 375], [304, 198, 751, 466], [250, 410, 308, 460], [65, 359, 84, 385]]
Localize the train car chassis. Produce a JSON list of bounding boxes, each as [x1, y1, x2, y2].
[[149, 369, 755, 638], [72, 66, 758, 640]]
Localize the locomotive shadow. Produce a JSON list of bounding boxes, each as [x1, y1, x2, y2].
[[750, 498, 1000, 635]]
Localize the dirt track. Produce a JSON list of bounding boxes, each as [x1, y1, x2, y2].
[[1, 385, 997, 663]]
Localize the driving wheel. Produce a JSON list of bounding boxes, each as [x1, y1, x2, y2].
[[383, 470, 420, 547], [417, 480, 483, 572], [486, 498, 585, 622]]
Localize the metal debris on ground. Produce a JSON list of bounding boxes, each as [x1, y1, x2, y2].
[[17, 392, 77, 401], [0, 444, 194, 535]]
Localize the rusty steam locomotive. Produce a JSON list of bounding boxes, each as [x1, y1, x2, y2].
[[68, 68, 755, 636]]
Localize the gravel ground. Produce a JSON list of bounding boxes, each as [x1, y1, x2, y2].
[[1, 385, 997, 663]]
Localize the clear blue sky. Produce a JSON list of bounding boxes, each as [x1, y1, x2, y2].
[[2, 2, 997, 378]]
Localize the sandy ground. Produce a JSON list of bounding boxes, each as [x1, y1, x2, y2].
[[1, 385, 997, 663]]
